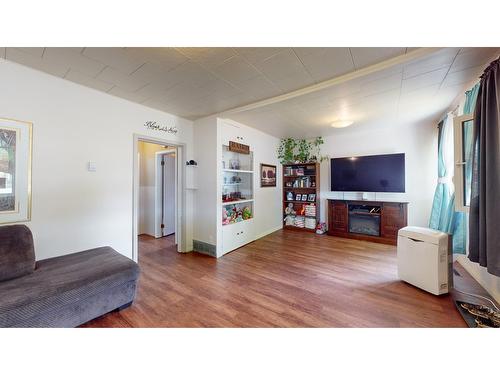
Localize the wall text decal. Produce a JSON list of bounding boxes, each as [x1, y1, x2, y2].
[[144, 121, 178, 134]]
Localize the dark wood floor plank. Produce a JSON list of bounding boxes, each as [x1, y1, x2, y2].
[[82, 230, 468, 327]]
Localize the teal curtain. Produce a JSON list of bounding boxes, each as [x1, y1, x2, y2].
[[464, 84, 480, 115], [429, 114, 457, 238], [430, 83, 480, 254]]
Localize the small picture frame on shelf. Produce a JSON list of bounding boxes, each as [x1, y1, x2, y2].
[[308, 193, 316, 202], [286, 191, 294, 201], [301, 194, 308, 201], [295, 193, 302, 201]]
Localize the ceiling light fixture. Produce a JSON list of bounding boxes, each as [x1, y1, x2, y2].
[[330, 120, 354, 128]]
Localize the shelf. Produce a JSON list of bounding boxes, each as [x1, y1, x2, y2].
[[284, 200, 317, 204], [223, 168, 254, 174], [222, 198, 254, 206], [223, 183, 241, 186], [284, 187, 317, 190], [223, 217, 254, 226], [284, 175, 316, 177], [284, 226, 316, 233], [349, 212, 381, 217]]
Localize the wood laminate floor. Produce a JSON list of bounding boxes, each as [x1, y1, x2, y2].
[[82, 230, 469, 327]]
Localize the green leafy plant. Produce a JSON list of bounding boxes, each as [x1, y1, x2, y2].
[[295, 139, 312, 163], [311, 136, 328, 162], [277, 136, 327, 164], [277, 138, 297, 164]]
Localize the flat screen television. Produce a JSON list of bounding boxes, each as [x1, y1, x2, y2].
[[330, 153, 405, 192]]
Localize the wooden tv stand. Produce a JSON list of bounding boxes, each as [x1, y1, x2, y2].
[[327, 199, 408, 245]]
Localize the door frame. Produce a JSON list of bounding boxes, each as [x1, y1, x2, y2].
[[132, 134, 187, 262], [154, 149, 177, 240]]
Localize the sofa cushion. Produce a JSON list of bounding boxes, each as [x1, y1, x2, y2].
[[0, 225, 35, 282], [0, 246, 139, 327]]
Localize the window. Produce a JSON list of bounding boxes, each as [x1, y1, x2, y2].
[[453, 114, 474, 212]]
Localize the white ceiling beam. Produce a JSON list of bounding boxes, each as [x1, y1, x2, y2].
[[220, 47, 444, 116]]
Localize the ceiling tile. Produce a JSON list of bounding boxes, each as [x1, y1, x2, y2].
[[293, 47, 355, 82], [64, 69, 114, 92], [159, 61, 218, 89], [135, 81, 171, 99], [211, 56, 261, 84], [175, 47, 236, 68], [15, 47, 45, 57], [107, 86, 151, 104], [271, 69, 315, 92], [403, 48, 459, 79], [232, 75, 282, 98], [254, 49, 310, 82], [359, 71, 402, 97], [6, 48, 69, 77], [450, 47, 500, 73], [196, 76, 242, 98], [350, 47, 406, 69], [96, 66, 149, 91], [129, 61, 180, 88], [441, 65, 484, 88], [234, 47, 286, 65], [124, 48, 187, 70], [43, 48, 105, 77], [401, 67, 448, 94], [406, 47, 420, 53], [83, 47, 145, 74]]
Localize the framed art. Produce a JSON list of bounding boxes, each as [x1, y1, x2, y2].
[[0, 118, 32, 224], [295, 193, 302, 201], [260, 163, 276, 187], [301, 194, 308, 201], [308, 193, 316, 202]]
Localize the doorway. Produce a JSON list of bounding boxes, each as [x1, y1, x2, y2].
[[155, 149, 177, 241], [133, 135, 187, 262]]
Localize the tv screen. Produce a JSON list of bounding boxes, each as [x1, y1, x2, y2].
[[331, 153, 405, 192]]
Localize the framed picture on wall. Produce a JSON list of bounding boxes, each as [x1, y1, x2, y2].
[[260, 163, 277, 187], [0, 118, 33, 224]]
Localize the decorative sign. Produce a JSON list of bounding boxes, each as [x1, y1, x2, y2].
[[144, 121, 178, 135], [229, 141, 250, 154]]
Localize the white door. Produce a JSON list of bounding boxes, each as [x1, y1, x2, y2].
[[161, 153, 176, 237]]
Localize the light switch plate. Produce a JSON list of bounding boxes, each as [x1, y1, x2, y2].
[[87, 161, 97, 172]]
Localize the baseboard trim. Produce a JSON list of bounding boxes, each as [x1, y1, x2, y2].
[[254, 226, 283, 241]]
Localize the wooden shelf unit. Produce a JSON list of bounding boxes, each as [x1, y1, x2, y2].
[[282, 162, 320, 232], [327, 199, 408, 245]]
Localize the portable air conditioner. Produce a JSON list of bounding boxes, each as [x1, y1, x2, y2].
[[397, 226, 453, 295]]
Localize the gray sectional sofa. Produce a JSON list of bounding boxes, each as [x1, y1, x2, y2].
[[0, 225, 139, 327]]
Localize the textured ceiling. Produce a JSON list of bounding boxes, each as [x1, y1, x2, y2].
[[2, 47, 498, 137]]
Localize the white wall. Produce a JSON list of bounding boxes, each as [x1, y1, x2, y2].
[[0, 59, 194, 260], [193, 116, 218, 246], [138, 141, 164, 236], [319, 120, 437, 227]]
